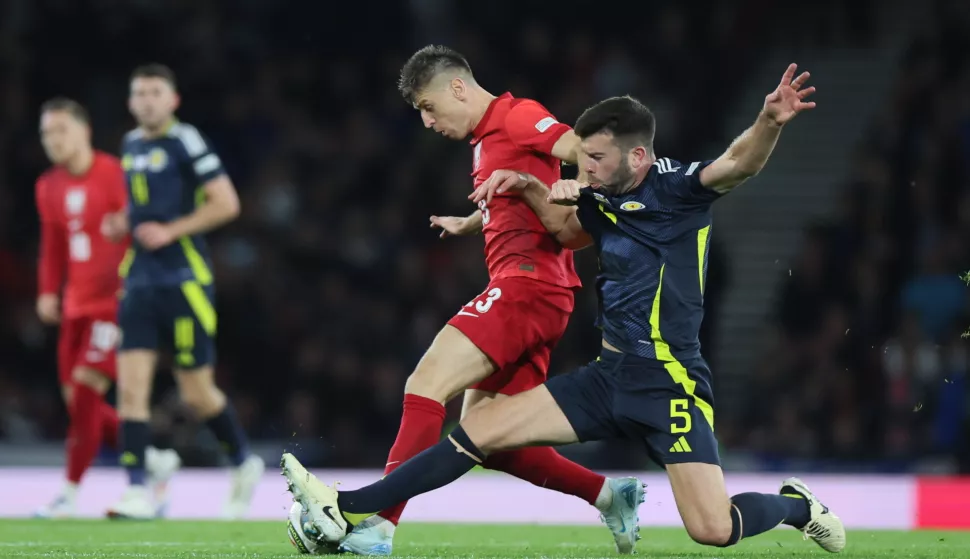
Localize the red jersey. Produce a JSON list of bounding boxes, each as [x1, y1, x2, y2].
[[470, 93, 581, 290], [35, 151, 129, 319]]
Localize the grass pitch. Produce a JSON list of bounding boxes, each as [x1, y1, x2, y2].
[[0, 520, 966, 558]]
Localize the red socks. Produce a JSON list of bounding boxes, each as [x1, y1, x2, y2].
[[483, 446, 605, 506], [378, 395, 606, 525], [379, 394, 447, 524], [66, 384, 106, 484]]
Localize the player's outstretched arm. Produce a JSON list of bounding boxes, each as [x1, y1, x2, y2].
[[700, 63, 816, 194], [430, 210, 483, 238]]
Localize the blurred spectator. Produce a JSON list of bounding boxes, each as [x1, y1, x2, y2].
[[750, 1, 970, 471]]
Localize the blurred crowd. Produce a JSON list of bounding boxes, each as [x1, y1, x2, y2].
[[6, 0, 960, 473], [742, 4, 970, 471]]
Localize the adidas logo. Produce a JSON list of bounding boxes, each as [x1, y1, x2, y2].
[[669, 436, 692, 453]]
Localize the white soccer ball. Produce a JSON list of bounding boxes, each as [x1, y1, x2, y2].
[[286, 502, 339, 555]]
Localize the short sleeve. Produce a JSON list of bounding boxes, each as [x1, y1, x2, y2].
[[504, 100, 571, 155], [655, 158, 720, 208], [173, 124, 226, 184], [106, 158, 129, 210], [35, 178, 52, 221]]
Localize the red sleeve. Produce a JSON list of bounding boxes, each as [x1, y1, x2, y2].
[[35, 178, 67, 296], [102, 155, 129, 211], [504, 99, 572, 155]]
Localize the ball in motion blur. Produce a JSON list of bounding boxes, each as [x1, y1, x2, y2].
[[287, 502, 338, 555]]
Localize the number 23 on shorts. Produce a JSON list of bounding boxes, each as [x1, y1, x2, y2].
[[457, 287, 503, 317], [670, 398, 692, 433]]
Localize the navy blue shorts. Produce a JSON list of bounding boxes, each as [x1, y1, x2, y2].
[[118, 281, 217, 369], [544, 349, 720, 467]]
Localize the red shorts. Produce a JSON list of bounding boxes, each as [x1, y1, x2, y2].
[[447, 277, 575, 395], [57, 312, 120, 384]]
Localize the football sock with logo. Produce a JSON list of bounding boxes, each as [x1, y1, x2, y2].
[[483, 447, 606, 507], [100, 401, 120, 448], [204, 404, 251, 467], [120, 420, 151, 486], [66, 384, 105, 484], [378, 394, 447, 524], [338, 426, 484, 526], [719, 493, 811, 546]]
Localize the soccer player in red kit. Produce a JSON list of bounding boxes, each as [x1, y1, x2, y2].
[[336, 46, 644, 556], [33, 98, 179, 518]]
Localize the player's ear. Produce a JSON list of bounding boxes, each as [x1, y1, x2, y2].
[[629, 145, 649, 170], [450, 77, 466, 100]]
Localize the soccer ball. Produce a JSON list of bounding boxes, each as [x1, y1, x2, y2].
[[287, 502, 339, 555]]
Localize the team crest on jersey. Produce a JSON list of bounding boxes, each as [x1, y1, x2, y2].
[[65, 188, 86, 215], [148, 148, 169, 171], [620, 201, 645, 211], [472, 142, 483, 172]]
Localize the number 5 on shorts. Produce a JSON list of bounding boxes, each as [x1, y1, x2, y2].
[[670, 398, 691, 433]]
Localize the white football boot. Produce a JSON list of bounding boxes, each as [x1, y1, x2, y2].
[[106, 485, 157, 520], [280, 453, 348, 544], [146, 446, 181, 517], [222, 454, 266, 519], [780, 477, 846, 553], [338, 515, 396, 556], [34, 484, 78, 519], [598, 477, 647, 554]]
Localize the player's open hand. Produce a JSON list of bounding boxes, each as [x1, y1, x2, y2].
[[101, 211, 129, 242], [469, 169, 531, 204], [430, 215, 478, 238], [763, 63, 816, 126], [547, 179, 583, 206], [134, 222, 175, 250], [36, 293, 61, 325]]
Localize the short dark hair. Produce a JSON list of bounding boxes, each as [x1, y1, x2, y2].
[[40, 97, 90, 124], [575, 96, 656, 150], [398, 45, 473, 104], [131, 63, 177, 89]]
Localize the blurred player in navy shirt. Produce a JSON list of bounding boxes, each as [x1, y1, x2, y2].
[[102, 64, 264, 520]]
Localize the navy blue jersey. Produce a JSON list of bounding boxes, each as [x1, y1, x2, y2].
[[576, 157, 721, 362], [120, 122, 226, 288]]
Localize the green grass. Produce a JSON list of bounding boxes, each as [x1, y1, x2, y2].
[[0, 520, 966, 558]]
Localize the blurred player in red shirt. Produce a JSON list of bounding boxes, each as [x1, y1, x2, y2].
[[337, 46, 643, 556], [33, 99, 181, 517]]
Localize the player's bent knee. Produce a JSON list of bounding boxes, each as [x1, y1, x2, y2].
[[116, 380, 150, 419], [72, 367, 112, 394], [684, 517, 733, 547], [174, 366, 225, 418]]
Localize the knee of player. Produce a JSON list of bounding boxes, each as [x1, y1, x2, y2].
[[684, 515, 733, 547], [178, 383, 225, 417], [403, 366, 450, 404], [72, 367, 111, 394], [116, 381, 150, 415]]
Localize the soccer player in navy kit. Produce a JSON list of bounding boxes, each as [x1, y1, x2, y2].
[[281, 64, 847, 554], [102, 64, 265, 519]]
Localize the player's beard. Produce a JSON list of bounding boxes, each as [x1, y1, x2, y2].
[[600, 160, 637, 195]]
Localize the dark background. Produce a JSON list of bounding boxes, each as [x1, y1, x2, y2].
[[0, 0, 967, 473]]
